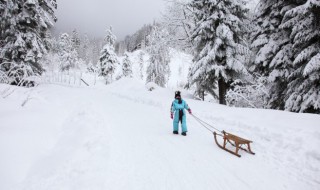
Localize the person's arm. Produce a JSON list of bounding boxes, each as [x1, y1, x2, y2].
[[184, 101, 192, 114], [170, 102, 175, 119]]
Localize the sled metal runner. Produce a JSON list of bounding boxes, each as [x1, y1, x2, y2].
[[213, 131, 255, 157]]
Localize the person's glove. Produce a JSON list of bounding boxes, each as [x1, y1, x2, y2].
[[170, 113, 173, 119], [188, 109, 192, 114]]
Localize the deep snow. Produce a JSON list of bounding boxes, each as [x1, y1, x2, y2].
[[0, 78, 319, 190]]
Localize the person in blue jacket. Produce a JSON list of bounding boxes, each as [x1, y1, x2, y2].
[[170, 91, 192, 136]]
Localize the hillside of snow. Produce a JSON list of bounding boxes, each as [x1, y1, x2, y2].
[[1, 78, 319, 190]]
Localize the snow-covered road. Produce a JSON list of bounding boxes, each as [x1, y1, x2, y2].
[[1, 79, 319, 190]]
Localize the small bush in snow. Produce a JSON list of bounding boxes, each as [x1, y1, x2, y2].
[[0, 69, 9, 84], [226, 76, 269, 108], [0, 62, 38, 87], [146, 82, 158, 91], [86, 62, 98, 74]]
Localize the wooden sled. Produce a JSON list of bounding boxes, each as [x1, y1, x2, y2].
[[213, 131, 255, 157]]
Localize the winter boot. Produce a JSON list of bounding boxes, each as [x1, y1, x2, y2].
[[181, 132, 187, 136], [173, 131, 179, 135]]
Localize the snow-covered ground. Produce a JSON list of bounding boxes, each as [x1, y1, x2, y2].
[[1, 78, 319, 190]]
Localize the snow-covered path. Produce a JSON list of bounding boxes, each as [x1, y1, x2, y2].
[[1, 79, 319, 190]]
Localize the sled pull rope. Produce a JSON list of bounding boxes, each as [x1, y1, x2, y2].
[[191, 114, 222, 134]]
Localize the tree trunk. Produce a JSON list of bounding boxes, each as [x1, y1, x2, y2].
[[201, 90, 205, 101], [218, 78, 227, 105]]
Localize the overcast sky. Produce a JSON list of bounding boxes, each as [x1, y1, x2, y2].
[[54, 0, 166, 40]]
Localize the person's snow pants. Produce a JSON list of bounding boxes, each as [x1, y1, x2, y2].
[[173, 109, 187, 132]]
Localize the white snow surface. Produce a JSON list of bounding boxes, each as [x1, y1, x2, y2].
[[0, 78, 320, 190]]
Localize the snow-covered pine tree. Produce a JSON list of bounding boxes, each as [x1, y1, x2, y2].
[[0, 0, 57, 85], [250, 0, 298, 109], [138, 51, 145, 80], [99, 27, 119, 84], [122, 52, 133, 78], [187, 0, 250, 104], [91, 38, 101, 65], [146, 25, 170, 87], [281, 0, 320, 113], [58, 33, 78, 71], [103, 26, 116, 47], [80, 33, 90, 64], [71, 29, 81, 55]]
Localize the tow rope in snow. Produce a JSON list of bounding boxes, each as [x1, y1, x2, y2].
[[191, 114, 222, 135]]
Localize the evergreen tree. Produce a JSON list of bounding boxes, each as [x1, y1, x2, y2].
[[91, 39, 101, 65], [281, 0, 320, 113], [99, 27, 119, 84], [122, 52, 133, 77], [0, 0, 57, 84], [71, 29, 81, 54], [138, 51, 145, 80], [80, 33, 90, 64], [250, 0, 298, 109], [146, 26, 170, 87], [187, 0, 250, 104], [104, 26, 116, 47], [58, 33, 78, 71]]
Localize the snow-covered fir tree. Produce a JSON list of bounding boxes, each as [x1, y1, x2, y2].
[[103, 26, 116, 47], [92, 39, 103, 65], [187, 0, 250, 104], [146, 25, 170, 87], [80, 33, 90, 64], [138, 51, 145, 80], [71, 29, 81, 55], [122, 52, 133, 78], [250, 0, 297, 109], [58, 33, 78, 71], [281, 0, 320, 113], [0, 0, 57, 85], [99, 27, 119, 84]]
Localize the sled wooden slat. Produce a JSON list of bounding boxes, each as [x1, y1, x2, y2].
[[213, 131, 255, 157]]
